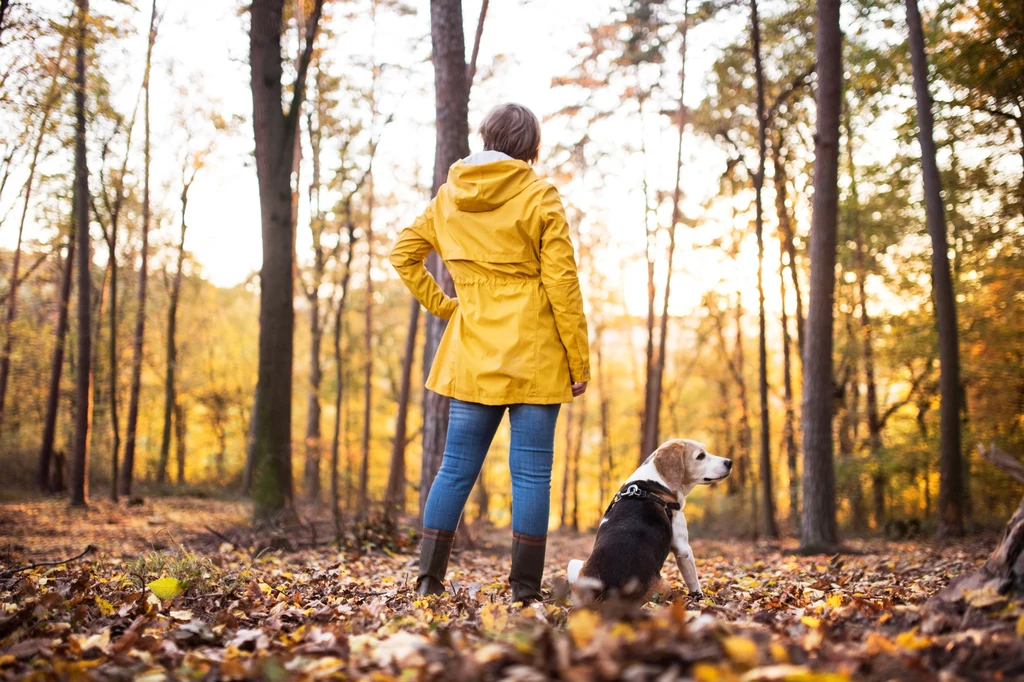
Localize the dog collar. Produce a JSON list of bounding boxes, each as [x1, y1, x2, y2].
[[604, 482, 681, 517]]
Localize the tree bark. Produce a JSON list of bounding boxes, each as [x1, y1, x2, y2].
[[120, 0, 158, 498], [799, 0, 841, 552], [249, 0, 323, 520], [359, 174, 374, 512], [905, 0, 964, 538], [774, 142, 805, 359], [643, 5, 689, 460], [174, 400, 186, 483], [37, 236, 75, 491], [69, 0, 92, 508], [0, 31, 68, 438], [419, 0, 470, 519], [385, 299, 418, 518], [779, 228, 799, 527], [156, 179, 190, 484], [303, 101, 324, 502], [750, 0, 777, 539], [596, 323, 612, 506], [330, 222, 356, 532]]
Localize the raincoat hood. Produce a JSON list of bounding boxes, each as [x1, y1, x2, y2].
[[448, 151, 539, 212]]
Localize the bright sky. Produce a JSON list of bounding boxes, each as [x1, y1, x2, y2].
[[5, 0, 799, 321]]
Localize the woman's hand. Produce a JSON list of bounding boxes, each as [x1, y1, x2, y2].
[[572, 382, 588, 397]]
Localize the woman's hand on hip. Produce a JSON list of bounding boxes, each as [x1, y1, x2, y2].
[[571, 382, 588, 397]]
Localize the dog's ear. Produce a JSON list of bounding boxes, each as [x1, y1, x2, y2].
[[652, 441, 686, 491]]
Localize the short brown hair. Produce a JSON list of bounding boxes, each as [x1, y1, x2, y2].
[[480, 103, 541, 164]]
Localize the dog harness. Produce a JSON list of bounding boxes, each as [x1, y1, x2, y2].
[[603, 482, 681, 519]]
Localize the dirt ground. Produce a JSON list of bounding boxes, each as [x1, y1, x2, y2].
[[1, 497, 1022, 681]]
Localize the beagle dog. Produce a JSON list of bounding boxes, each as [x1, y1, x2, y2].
[[567, 439, 732, 601]]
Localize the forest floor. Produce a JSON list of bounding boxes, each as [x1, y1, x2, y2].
[[1, 497, 1022, 681]]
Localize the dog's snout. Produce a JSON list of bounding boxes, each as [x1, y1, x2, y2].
[[724, 459, 733, 470]]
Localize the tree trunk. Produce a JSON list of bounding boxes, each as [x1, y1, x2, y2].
[[37, 236, 75, 491], [249, 0, 323, 520], [905, 0, 964, 538], [799, 0, 842, 552], [570, 396, 585, 532], [120, 0, 157, 498], [69, 0, 92, 508], [330, 222, 356, 532], [774, 143, 805, 359], [157, 184, 189, 484], [107, 211, 120, 500], [386, 299, 419, 518], [304, 282, 323, 500], [561, 402, 573, 528], [639, 92, 657, 465], [359, 176, 374, 512], [596, 323, 612, 506], [174, 400, 186, 483], [419, 0, 470, 519], [750, 0, 777, 539], [778, 233, 799, 528], [643, 6, 689, 460], [303, 101, 324, 503], [735, 295, 752, 497], [0, 32, 68, 438]]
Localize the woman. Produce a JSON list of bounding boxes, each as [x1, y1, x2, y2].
[[390, 103, 591, 603]]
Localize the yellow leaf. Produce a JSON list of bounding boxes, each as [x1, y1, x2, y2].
[[610, 621, 637, 643], [894, 629, 930, 651], [722, 636, 759, 668], [0, 655, 16, 668], [1017, 614, 1024, 638], [95, 597, 115, 616], [694, 662, 736, 682], [800, 616, 821, 628], [567, 609, 600, 648], [147, 577, 185, 600], [863, 632, 894, 655], [480, 603, 509, 632], [826, 593, 843, 609], [770, 642, 789, 663]]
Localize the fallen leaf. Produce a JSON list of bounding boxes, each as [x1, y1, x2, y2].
[[567, 609, 601, 648], [723, 636, 759, 668], [147, 577, 185, 600]]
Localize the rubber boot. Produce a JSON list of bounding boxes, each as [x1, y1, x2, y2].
[[416, 528, 454, 596], [509, 531, 547, 604]]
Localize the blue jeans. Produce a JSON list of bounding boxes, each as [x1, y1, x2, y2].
[[422, 398, 561, 537]]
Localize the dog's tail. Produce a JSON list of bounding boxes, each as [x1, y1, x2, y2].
[[567, 559, 584, 585]]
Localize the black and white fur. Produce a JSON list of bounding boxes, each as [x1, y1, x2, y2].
[[567, 439, 732, 600]]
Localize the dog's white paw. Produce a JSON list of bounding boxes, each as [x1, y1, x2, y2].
[[567, 559, 584, 585]]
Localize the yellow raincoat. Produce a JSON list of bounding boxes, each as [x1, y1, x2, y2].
[[390, 152, 590, 405]]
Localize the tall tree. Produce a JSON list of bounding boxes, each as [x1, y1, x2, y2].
[[642, 3, 689, 459], [94, 101, 141, 501], [750, 0, 778, 539], [0, 30, 68, 438], [330, 222, 356, 531], [800, 0, 841, 552], [119, 0, 158, 498], [69, 0, 92, 508], [248, 0, 323, 519], [36, 234, 75, 491], [419, 0, 470, 518], [905, 0, 964, 537], [389, 0, 489, 522], [358, 172, 374, 511], [156, 164, 194, 483]]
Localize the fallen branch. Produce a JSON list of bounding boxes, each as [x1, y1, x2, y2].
[[204, 526, 237, 550], [978, 443, 1024, 485], [0, 544, 96, 578]]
